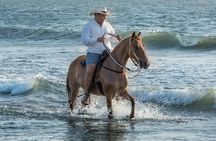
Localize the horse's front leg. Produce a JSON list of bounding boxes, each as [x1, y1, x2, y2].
[[123, 90, 135, 119], [106, 96, 113, 119]]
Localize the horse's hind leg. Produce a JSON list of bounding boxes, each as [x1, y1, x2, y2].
[[66, 77, 79, 111], [69, 86, 79, 111], [123, 90, 135, 119]]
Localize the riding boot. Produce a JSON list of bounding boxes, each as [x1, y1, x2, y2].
[[81, 93, 90, 106]]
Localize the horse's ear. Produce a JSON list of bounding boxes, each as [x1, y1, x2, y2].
[[132, 32, 136, 39], [138, 32, 141, 36]]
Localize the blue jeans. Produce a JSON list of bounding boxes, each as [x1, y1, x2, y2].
[[86, 53, 101, 65]]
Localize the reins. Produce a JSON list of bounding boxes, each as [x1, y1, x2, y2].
[[102, 33, 140, 73]]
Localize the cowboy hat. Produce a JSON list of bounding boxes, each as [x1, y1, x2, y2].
[[89, 7, 111, 16]]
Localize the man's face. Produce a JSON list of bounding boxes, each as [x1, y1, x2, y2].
[[95, 13, 106, 25]]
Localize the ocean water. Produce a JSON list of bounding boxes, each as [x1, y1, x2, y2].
[[0, 0, 216, 140]]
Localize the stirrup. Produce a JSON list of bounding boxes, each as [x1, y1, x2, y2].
[[81, 93, 90, 106]]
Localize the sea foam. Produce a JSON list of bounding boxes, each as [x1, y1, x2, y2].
[[0, 74, 46, 95]]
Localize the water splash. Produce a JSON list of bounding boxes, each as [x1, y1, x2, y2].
[[70, 96, 171, 120]]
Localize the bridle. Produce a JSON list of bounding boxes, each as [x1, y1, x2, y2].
[[128, 36, 145, 68], [102, 32, 141, 73]]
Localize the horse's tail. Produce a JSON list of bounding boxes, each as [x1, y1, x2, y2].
[[66, 76, 71, 95]]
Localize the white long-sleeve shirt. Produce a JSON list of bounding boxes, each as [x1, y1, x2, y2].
[[81, 19, 117, 54]]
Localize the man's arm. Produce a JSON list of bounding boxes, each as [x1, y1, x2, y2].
[[81, 24, 98, 46]]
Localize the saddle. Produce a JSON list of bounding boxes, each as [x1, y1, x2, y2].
[[80, 51, 109, 94]]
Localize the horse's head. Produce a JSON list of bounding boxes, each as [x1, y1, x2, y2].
[[129, 32, 150, 69]]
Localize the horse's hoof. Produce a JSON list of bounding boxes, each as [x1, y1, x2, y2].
[[81, 93, 91, 106], [69, 104, 73, 111], [108, 114, 114, 119], [81, 96, 90, 106], [130, 115, 135, 120]]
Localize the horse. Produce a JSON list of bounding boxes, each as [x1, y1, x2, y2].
[[66, 32, 150, 119]]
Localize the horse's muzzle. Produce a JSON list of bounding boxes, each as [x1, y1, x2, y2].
[[139, 60, 150, 69]]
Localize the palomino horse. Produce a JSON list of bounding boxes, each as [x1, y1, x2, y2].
[[66, 32, 150, 119]]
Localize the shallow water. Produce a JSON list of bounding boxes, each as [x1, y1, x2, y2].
[[1, 0, 216, 140]]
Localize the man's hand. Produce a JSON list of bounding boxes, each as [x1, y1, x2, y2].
[[116, 35, 121, 41], [97, 37, 105, 43]]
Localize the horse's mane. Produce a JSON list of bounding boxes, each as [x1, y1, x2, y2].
[[112, 35, 130, 52], [117, 35, 130, 45]]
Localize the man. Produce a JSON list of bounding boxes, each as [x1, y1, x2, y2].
[[81, 7, 121, 105]]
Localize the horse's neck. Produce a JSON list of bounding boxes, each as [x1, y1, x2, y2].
[[105, 38, 130, 68]]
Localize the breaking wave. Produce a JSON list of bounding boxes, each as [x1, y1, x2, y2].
[[0, 26, 80, 41], [0, 74, 65, 95], [143, 32, 216, 50], [0, 25, 216, 50], [1, 74, 215, 110], [134, 87, 216, 110]]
